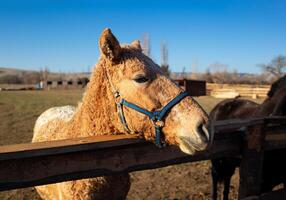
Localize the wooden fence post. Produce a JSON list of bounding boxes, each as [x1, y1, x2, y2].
[[238, 124, 266, 199]]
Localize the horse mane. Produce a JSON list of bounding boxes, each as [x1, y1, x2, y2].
[[267, 75, 286, 98], [254, 75, 286, 117], [272, 83, 286, 116]]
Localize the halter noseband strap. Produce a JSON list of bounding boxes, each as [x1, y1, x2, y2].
[[116, 91, 189, 147], [104, 67, 189, 147]]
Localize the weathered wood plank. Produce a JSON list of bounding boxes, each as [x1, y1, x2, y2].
[[213, 116, 286, 134], [238, 125, 265, 199], [0, 134, 141, 161], [260, 189, 286, 200], [0, 116, 285, 192], [264, 116, 286, 124], [263, 124, 286, 150], [0, 136, 240, 191], [238, 147, 264, 198], [213, 118, 265, 133], [243, 189, 286, 200]]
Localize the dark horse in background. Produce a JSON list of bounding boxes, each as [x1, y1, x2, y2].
[[210, 99, 259, 200], [210, 75, 286, 200]]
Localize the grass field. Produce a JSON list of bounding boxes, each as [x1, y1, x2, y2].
[[0, 90, 264, 200], [0, 90, 83, 146], [0, 90, 227, 146]]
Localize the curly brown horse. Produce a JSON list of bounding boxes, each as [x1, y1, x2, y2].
[[32, 28, 211, 200]]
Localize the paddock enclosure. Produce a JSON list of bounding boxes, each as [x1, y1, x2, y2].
[[1, 91, 286, 200], [207, 83, 270, 99]]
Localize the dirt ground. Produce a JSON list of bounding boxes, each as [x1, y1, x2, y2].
[[0, 162, 240, 200], [127, 162, 240, 200], [0, 91, 262, 200]]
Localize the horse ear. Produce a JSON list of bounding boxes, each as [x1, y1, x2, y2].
[[99, 28, 121, 62], [131, 40, 142, 51]]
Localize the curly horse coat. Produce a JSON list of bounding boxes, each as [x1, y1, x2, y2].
[[32, 29, 211, 200]]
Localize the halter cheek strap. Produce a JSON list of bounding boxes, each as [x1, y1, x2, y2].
[[104, 66, 189, 148], [116, 91, 189, 147]]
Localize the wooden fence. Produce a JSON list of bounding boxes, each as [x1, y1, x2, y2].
[[0, 116, 286, 199], [207, 83, 271, 98]]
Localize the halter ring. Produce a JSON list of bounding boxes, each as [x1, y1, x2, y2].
[[153, 120, 165, 128]]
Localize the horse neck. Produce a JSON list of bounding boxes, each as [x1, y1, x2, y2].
[[70, 61, 122, 137], [255, 86, 286, 117], [272, 87, 286, 115], [248, 87, 286, 149]]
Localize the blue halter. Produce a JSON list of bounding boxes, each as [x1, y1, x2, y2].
[[115, 91, 189, 147], [105, 67, 189, 147]]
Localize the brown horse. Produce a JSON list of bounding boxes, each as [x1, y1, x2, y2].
[[252, 75, 286, 193], [32, 29, 211, 200], [210, 75, 286, 200], [210, 98, 259, 200]]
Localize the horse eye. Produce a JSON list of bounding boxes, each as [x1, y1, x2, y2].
[[133, 75, 149, 83]]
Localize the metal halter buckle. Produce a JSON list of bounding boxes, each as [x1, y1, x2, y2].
[[153, 120, 165, 128]]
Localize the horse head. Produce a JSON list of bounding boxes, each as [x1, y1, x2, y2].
[[96, 28, 211, 154]]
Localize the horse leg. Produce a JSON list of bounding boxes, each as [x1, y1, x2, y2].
[[223, 176, 231, 200], [211, 167, 218, 200]]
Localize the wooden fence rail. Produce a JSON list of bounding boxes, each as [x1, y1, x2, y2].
[[206, 83, 271, 98], [0, 116, 286, 199], [0, 134, 240, 191]]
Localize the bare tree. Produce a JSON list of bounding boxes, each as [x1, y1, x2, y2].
[[208, 62, 231, 83], [190, 58, 198, 79], [259, 55, 286, 77], [209, 62, 228, 72], [182, 67, 186, 78], [142, 33, 151, 57], [0, 75, 23, 84], [22, 72, 41, 84], [204, 68, 213, 83], [42, 66, 49, 81], [160, 42, 171, 76]]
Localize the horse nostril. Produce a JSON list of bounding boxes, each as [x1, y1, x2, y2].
[[196, 123, 209, 143]]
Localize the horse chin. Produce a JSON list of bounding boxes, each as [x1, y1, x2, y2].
[[178, 136, 207, 155], [179, 143, 196, 155]]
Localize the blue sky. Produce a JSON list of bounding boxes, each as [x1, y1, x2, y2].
[[1, 0, 286, 73]]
